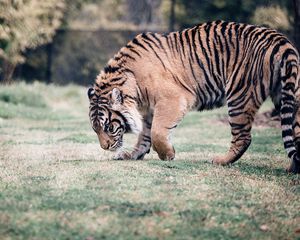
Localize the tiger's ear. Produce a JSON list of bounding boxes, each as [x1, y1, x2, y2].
[[87, 87, 95, 100], [111, 88, 123, 106]]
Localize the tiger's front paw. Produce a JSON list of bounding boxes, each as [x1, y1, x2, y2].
[[157, 148, 175, 161], [113, 150, 132, 160], [212, 155, 232, 166]]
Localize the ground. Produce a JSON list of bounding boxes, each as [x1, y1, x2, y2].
[[0, 82, 299, 240]]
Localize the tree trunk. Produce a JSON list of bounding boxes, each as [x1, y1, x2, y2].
[[1, 60, 16, 85], [46, 43, 53, 84], [169, 0, 176, 32], [294, 0, 300, 51]]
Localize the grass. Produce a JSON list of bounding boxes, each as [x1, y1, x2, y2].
[[0, 82, 299, 240]]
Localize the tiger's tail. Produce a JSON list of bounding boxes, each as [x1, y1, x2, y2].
[[280, 47, 300, 173]]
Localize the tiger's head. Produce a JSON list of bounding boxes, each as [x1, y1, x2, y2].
[[87, 87, 131, 151]]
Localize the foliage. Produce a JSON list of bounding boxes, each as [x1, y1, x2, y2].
[[0, 83, 47, 108], [0, 82, 78, 119], [61, 0, 92, 28], [175, 0, 292, 29], [0, 0, 65, 83], [294, 0, 300, 51], [49, 29, 139, 85], [2, 0, 298, 84], [124, 0, 163, 29], [65, 0, 165, 30], [62, 0, 294, 31], [251, 5, 290, 30], [65, 0, 126, 30]]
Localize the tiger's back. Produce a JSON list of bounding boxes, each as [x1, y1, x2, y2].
[[89, 20, 300, 173], [122, 21, 296, 109]]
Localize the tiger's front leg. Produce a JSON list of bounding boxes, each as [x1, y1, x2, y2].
[[131, 112, 153, 160], [151, 100, 186, 160], [113, 112, 153, 160]]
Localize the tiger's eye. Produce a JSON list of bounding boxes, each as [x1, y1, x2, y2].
[[109, 125, 114, 132], [103, 123, 109, 132]]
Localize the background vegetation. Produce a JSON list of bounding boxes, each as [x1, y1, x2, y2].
[[0, 0, 299, 85]]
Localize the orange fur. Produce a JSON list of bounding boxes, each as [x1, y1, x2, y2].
[[88, 21, 300, 173]]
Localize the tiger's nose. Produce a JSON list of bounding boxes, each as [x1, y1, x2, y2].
[[100, 141, 110, 150]]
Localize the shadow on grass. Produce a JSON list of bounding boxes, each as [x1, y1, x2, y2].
[[148, 159, 212, 172], [148, 156, 290, 179], [108, 201, 167, 218], [175, 143, 227, 153], [57, 159, 103, 163], [233, 162, 287, 178]]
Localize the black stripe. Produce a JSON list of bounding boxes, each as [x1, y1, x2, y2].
[[141, 38, 167, 70], [132, 38, 148, 51], [110, 77, 122, 82], [185, 30, 194, 62], [173, 32, 179, 53], [149, 33, 164, 49], [104, 66, 119, 73], [281, 117, 293, 125], [179, 30, 185, 54], [171, 73, 194, 95], [141, 33, 160, 49]]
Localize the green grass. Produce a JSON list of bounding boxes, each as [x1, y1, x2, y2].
[[0, 82, 299, 240], [59, 133, 97, 143], [0, 83, 47, 108]]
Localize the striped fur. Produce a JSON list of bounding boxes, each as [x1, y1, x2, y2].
[[88, 20, 300, 173]]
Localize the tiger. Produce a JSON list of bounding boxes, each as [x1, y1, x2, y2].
[[88, 20, 300, 174]]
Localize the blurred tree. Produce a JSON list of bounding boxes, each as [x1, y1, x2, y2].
[[124, 0, 162, 29], [0, 0, 65, 84], [176, 0, 290, 28], [294, 0, 300, 51], [169, 0, 176, 31], [65, 0, 165, 31], [64, 0, 127, 30], [251, 5, 290, 31], [61, 0, 91, 28]]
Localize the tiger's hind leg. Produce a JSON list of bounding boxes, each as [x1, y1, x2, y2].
[[270, 67, 300, 174], [291, 104, 300, 173], [212, 99, 259, 165]]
